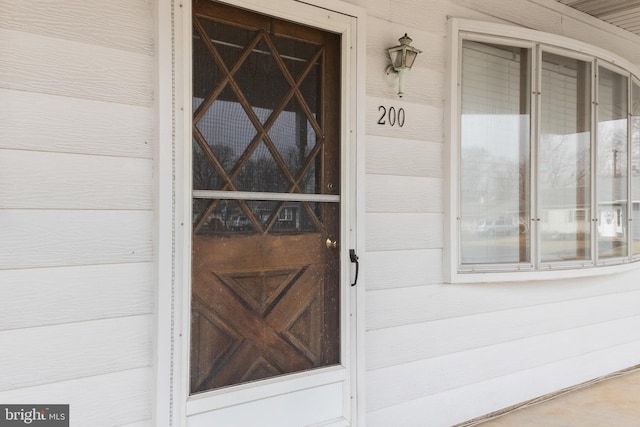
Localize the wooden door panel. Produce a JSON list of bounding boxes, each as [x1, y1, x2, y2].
[[191, 233, 338, 392]]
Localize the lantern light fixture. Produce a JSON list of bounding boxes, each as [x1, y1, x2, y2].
[[385, 33, 422, 98]]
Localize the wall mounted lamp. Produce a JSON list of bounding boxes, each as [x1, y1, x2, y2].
[[385, 33, 422, 98]]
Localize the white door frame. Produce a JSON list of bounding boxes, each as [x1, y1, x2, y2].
[[153, 0, 366, 425]]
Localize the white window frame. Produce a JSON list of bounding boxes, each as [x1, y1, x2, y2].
[[445, 18, 640, 283], [631, 76, 640, 260]]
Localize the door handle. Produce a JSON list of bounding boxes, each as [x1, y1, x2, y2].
[[349, 249, 359, 287], [326, 238, 338, 250]]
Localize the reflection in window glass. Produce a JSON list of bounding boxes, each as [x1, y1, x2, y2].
[[597, 67, 628, 259], [539, 53, 591, 262], [633, 81, 640, 256], [459, 41, 531, 265], [455, 31, 640, 274], [192, 199, 331, 236]]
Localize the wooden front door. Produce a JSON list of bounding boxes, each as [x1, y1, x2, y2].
[[190, 0, 342, 394]]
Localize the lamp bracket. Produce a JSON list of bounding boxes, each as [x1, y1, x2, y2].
[[385, 65, 399, 83]]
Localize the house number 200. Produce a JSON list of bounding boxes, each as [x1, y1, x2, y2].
[[377, 106, 405, 127]]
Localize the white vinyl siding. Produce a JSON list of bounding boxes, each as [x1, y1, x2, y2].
[[0, 1, 154, 426]]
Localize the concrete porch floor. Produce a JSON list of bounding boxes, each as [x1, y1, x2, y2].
[[468, 366, 640, 426]]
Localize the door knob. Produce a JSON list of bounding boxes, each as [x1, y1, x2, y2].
[[326, 238, 338, 249]]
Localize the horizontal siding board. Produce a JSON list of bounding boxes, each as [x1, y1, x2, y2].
[[0, 316, 152, 392], [366, 175, 442, 213], [0, 150, 152, 210], [344, 0, 390, 20], [366, 290, 640, 370], [366, 270, 640, 330], [0, 210, 153, 269], [367, 340, 640, 427], [366, 268, 640, 330], [0, 263, 152, 331], [366, 96, 443, 142], [455, 0, 563, 34], [560, 15, 640, 64], [365, 249, 443, 290], [0, 89, 153, 158], [366, 135, 442, 178], [0, 368, 151, 427], [366, 213, 444, 252], [0, 0, 153, 55], [0, 28, 153, 106], [391, 0, 504, 36], [366, 315, 640, 412]]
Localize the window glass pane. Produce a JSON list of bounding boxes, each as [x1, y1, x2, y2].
[[459, 41, 531, 265], [539, 53, 591, 262], [597, 67, 628, 259], [632, 80, 640, 256]]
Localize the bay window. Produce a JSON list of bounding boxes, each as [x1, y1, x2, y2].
[[450, 21, 640, 278]]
